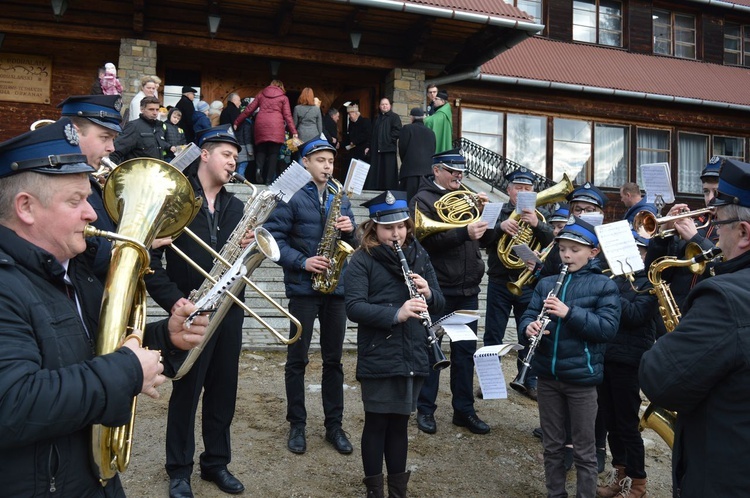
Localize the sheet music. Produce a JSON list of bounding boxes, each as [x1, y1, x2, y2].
[[268, 161, 312, 203], [169, 143, 201, 171], [343, 159, 370, 195], [480, 202, 503, 227], [515, 191, 537, 214], [511, 243, 542, 265], [473, 344, 522, 400], [430, 310, 480, 328], [441, 324, 478, 342], [641, 162, 675, 204], [595, 220, 645, 275]]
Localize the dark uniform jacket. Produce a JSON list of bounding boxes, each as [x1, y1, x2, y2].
[[0, 226, 176, 497], [345, 239, 444, 380], [263, 181, 356, 298], [486, 202, 555, 282], [519, 258, 620, 386], [410, 176, 492, 296], [606, 271, 657, 366], [640, 249, 750, 498], [110, 114, 171, 163], [398, 121, 435, 181]]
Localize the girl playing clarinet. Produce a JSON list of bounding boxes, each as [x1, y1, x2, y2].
[[344, 190, 444, 498]]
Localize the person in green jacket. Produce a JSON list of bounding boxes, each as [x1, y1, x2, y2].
[[424, 90, 453, 154]]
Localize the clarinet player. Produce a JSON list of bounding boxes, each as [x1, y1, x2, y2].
[[519, 217, 620, 498], [263, 136, 356, 456]]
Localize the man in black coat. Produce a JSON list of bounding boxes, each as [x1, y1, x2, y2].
[[366, 97, 402, 190], [345, 104, 371, 163], [0, 120, 206, 497], [398, 107, 436, 201], [640, 158, 750, 498], [410, 149, 493, 436], [323, 107, 340, 149], [220, 92, 241, 126], [176, 86, 198, 144], [110, 96, 174, 163], [145, 125, 247, 498]]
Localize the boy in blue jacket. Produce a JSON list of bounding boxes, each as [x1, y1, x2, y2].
[[520, 216, 620, 497]]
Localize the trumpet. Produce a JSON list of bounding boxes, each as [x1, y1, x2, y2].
[[633, 207, 714, 239]]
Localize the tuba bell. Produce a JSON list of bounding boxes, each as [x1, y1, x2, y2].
[[84, 158, 202, 483], [496, 173, 573, 270]]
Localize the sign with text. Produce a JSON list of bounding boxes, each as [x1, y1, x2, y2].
[[0, 53, 52, 104]]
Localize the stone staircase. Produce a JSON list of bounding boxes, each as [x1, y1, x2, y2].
[[146, 181, 518, 351]]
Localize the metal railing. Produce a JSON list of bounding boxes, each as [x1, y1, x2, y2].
[[453, 137, 555, 194]]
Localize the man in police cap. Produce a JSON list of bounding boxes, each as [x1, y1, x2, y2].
[[485, 168, 555, 400], [0, 120, 206, 497], [640, 158, 750, 497], [410, 148, 493, 434], [145, 125, 247, 498]]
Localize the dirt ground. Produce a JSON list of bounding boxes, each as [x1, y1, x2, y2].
[[121, 349, 674, 498]]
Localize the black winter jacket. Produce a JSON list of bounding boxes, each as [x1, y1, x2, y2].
[[371, 110, 401, 154], [345, 240, 444, 380], [398, 122, 435, 180], [263, 181, 356, 298], [0, 226, 177, 497], [110, 114, 172, 163], [519, 259, 620, 386], [409, 176, 492, 296], [605, 271, 657, 366]]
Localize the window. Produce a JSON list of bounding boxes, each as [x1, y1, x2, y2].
[[724, 23, 750, 67], [506, 113, 547, 176], [678, 133, 708, 194], [653, 9, 696, 59], [713, 136, 745, 161], [573, 0, 623, 47], [553, 118, 591, 184], [594, 124, 629, 187], [504, 0, 543, 23], [462, 109, 504, 155], [637, 128, 670, 187]]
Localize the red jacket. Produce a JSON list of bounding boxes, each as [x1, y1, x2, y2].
[[234, 85, 297, 145]]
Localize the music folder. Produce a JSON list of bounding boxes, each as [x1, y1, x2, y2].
[[473, 344, 522, 399]]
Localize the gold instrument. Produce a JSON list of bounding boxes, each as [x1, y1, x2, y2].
[[94, 157, 119, 186], [496, 174, 573, 270], [168, 173, 303, 379], [506, 240, 555, 296], [311, 177, 354, 294], [84, 158, 202, 483], [30, 118, 56, 130], [639, 243, 722, 448], [414, 185, 483, 241], [633, 207, 714, 239]]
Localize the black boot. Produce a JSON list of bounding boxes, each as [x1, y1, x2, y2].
[[387, 471, 410, 498], [363, 474, 384, 498]]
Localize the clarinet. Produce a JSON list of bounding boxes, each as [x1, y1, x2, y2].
[[510, 264, 569, 394], [393, 241, 450, 371]]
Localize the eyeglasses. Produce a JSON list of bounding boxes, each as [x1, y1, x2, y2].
[[442, 168, 463, 176], [572, 206, 598, 214]]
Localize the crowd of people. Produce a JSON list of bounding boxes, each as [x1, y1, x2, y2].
[[1, 71, 749, 498]]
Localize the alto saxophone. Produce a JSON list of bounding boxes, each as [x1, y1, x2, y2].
[[311, 176, 354, 294]]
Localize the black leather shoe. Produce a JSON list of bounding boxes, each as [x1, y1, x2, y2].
[[200, 468, 245, 494], [287, 425, 306, 454], [452, 412, 490, 434], [326, 427, 353, 454], [169, 477, 194, 498], [416, 413, 437, 434], [532, 427, 543, 440]]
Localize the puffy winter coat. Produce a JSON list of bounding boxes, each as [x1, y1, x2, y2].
[[234, 85, 297, 145]]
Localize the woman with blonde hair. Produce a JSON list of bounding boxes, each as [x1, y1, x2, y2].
[[293, 87, 323, 143], [234, 79, 298, 184], [128, 75, 159, 121]]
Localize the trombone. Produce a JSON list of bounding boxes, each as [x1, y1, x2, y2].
[[633, 207, 714, 239]]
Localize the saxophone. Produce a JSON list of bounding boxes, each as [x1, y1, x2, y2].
[[311, 177, 354, 294]]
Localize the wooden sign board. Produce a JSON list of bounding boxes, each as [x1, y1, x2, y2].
[[0, 53, 52, 104]]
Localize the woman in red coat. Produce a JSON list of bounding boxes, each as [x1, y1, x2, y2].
[[234, 80, 298, 184]]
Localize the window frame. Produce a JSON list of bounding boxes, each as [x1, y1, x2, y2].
[[572, 0, 623, 47], [653, 8, 696, 59]]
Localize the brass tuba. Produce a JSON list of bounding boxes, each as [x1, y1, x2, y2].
[[84, 158, 202, 483], [496, 174, 573, 270], [414, 185, 483, 241]]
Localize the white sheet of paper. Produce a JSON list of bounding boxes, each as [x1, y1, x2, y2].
[[268, 161, 312, 203], [473, 344, 521, 400], [515, 191, 537, 214], [641, 163, 675, 204], [480, 202, 503, 227], [169, 143, 201, 172], [595, 220, 645, 275], [511, 243, 542, 264], [344, 159, 370, 195], [579, 212, 604, 226], [441, 324, 478, 342], [432, 310, 480, 327]]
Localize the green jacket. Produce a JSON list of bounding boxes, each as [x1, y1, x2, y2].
[[424, 103, 453, 153]]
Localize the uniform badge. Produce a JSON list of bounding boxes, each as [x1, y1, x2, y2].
[[583, 182, 591, 189], [114, 97, 123, 112], [520, 167, 527, 173], [566, 215, 576, 225], [385, 191, 396, 205], [64, 123, 79, 145], [227, 127, 236, 138]]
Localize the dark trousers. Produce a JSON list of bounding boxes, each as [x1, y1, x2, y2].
[[361, 412, 409, 476], [484, 278, 537, 387], [165, 309, 242, 479], [538, 378, 599, 498], [417, 294, 478, 417], [286, 295, 346, 431], [255, 142, 282, 184], [598, 361, 647, 479]]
